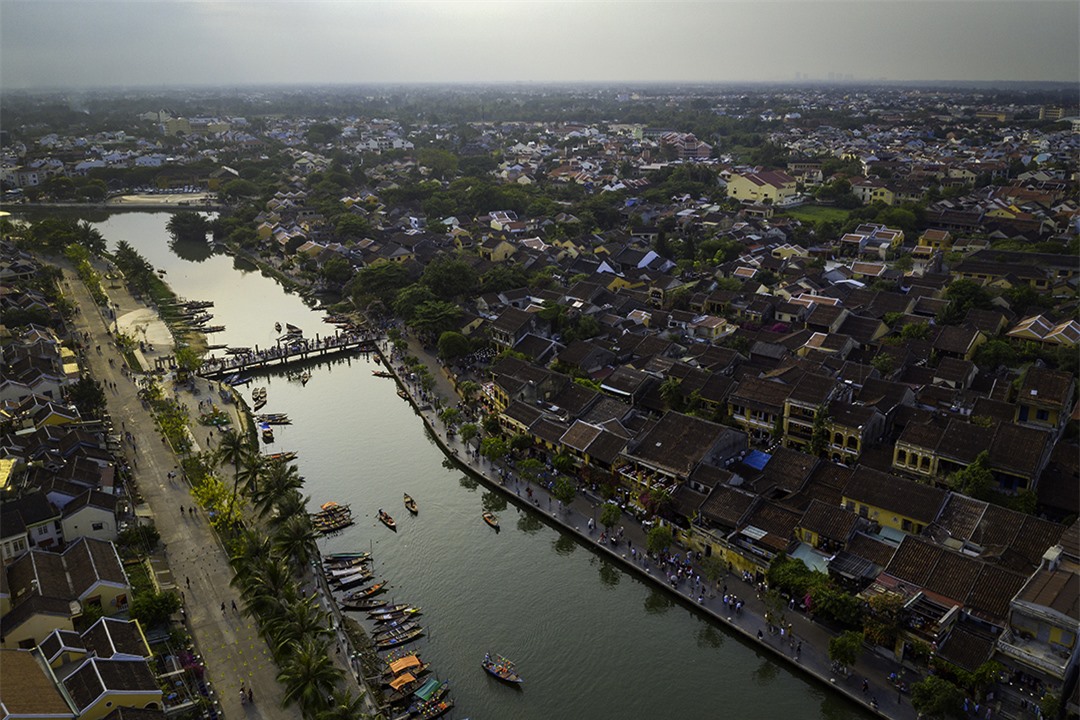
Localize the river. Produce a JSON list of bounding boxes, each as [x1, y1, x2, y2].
[[92, 212, 870, 720]]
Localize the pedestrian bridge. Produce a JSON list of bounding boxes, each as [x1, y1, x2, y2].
[[197, 336, 375, 380]]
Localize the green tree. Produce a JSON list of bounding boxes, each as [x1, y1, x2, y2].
[[165, 211, 210, 243], [221, 178, 260, 200], [273, 515, 320, 575], [420, 255, 479, 300], [646, 524, 674, 554], [479, 436, 508, 463], [437, 331, 471, 360], [67, 377, 107, 418], [949, 451, 994, 499], [659, 377, 684, 412], [973, 339, 1017, 370], [809, 406, 831, 456], [277, 637, 342, 716], [314, 689, 373, 720], [600, 503, 622, 532], [319, 257, 353, 285], [459, 423, 479, 448], [130, 590, 181, 628], [410, 300, 462, 338], [518, 458, 544, 484], [552, 476, 577, 508], [828, 630, 863, 670], [911, 675, 965, 719]]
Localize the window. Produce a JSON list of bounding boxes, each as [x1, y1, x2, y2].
[[37, 526, 49, 536], [1036, 409, 1050, 422], [92, 522, 104, 531]]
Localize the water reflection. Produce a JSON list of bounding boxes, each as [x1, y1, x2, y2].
[[458, 474, 478, 491], [753, 658, 780, 684], [644, 588, 674, 615], [598, 561, 621, 589], [169, 237, 214, 263], [696, 625, 725, 649], [481, 491, 507, 513], [553, 534, 577, 556], [516, 513, 542, 534]]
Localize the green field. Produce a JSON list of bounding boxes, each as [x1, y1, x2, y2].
[[780, 205, 852, 224]]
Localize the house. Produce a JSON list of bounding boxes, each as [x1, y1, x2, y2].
[[918, 229, 954, 251], [1, 538, 130, 649], [726, 170, 797, 205], [621, 412, 746, 487], [1006, 315, 1080, 348], [841, 466, 946, 536], [1014, 367, 1076, 435], [851, 177, 895, 206], [2, 492, 62, 550], [60, 490, 119, 543], [995, 534, 1080, 708], [728, 376, 792, 440], [488, 307, 536, 350], [0, 648, 77, 718]]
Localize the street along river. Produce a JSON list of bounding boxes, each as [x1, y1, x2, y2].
[[94, 212, 871, 720]]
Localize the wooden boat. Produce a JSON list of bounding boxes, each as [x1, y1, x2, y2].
[[396, 388, 409, 400], [373, 621, 421, 642], [375, 626, 423, 650], [261, 426, 274, 443], [274, 322, 282, 333], [403, 493, 418, 515], [203, 325, 226, 333], [369, 604, 418, 617], [482, 652, 523, 684], [344, 597, 387, 611], [323, 555, 369, 570], [384, 671, 426, 704], [372, 370, 394, 378], [325, 561, 370, 578], [324, 551, 369, 561], [252, 387, 267, 400], [225, 347, 250, 355], [378, 509, 397, 531], [300, 371, 311, 385], [382, 652, 424, 678], [257, 413, 291, 424], [253, 398, 267, 411], [285, 323, 303, 335], [313, 515, 354, 535], [483, 511, 500, 530], [352, 581, 388, 599], [264, 451, 297, 462], [371, 608, 421, 623], [334, 571, 375, 590], [414, 699, 453, 720], [408, 680, 449, 713]]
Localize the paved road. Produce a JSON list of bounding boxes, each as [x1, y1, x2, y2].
[[389, 332, 921, 720], [64, 268, 291, 720]]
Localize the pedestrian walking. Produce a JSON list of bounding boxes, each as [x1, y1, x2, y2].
[[231, 600, 237, 612], [862, 679, 869, 694], [185, 576, 190, 588], [180, 505, 184, 516], [221, 602, 226, 614], [247, 688, 253, 704]]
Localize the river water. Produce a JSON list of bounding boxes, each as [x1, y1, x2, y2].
[[92, 212, 868, 720]]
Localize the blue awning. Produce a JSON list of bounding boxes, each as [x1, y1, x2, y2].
[[743, 450, 771, 471]]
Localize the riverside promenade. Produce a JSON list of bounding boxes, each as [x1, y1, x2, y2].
[[382, 332, 921, 720], [62, 267, 369, 719]]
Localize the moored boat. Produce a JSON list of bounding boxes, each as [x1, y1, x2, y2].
[[482, 511, 500, 530], [368, 603, 417, 616], [378, 509, 397, 531], [324, 551, 370, 561], [375, 626, 424, 650], [372, 370, 394, 378], [343, 597, 386, 611], [371, 608, 421, 623], [261, 425, 274, 443], [334, 571, 375, 590], [373, 621, 421, 642], [274, 321, 282, 333], [403, 493, 418, 515]]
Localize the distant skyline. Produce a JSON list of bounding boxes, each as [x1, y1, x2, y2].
[[1, 1, 1077, 90]]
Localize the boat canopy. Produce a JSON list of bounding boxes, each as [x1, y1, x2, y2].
[[389, 673, 416, 691], [389, 655, 422, 675], [414, 678, 441, 701]]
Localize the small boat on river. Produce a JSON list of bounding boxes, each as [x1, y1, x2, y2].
[[373, 621, 421, 642], [372, 370, 394, 378], [344, 597, 387, 611], [375, 626, 424, 650], [482, 511, 500, 530], [324, 551, 370, 562], [372, 608, 421, 623], [260, 424, 274, 444], [333, 570, 374, 590], [369, 604, 418, 617], [274, 321, 282, 333], [324, 555, 369, 571], [256, 413, 291, 425], [482, 652, 523, 684], [378, 509, 397, 531], [264, 451, 297, 463], [403, 493, 418, 515]]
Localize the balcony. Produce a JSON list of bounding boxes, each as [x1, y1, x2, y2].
[[998, 629, 1072, 679]]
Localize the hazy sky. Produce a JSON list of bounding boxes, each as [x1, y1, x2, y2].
[[2, 0, 1077, 89]]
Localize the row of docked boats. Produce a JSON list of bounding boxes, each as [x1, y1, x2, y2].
[[256, 412, 290, 425], [311, 501, 354, 535], [383, 654, 453, 719], [251, 386, 267, 411]]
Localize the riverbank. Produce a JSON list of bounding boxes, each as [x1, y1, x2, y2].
[[374, 334, 918, 720]]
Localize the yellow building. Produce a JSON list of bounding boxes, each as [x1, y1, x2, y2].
[[840, 466, 946, 535], [726, 170, 798, 204], [917, 228, 953, 251]]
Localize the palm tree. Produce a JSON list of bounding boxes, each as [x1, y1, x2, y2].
[[266, 595, 332, 656], [267, 490, 310, 532], [233, 555, 297, 621], [236, 451, 266, 497], [217, 428, 254, 519], [252, 461, 303, 518], [273, 514, 320, 573], [315, 690, 379, 720], [277, 636, 343, 717]]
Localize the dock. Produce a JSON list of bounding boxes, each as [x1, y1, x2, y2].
[[197, 336, 375, 380]]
